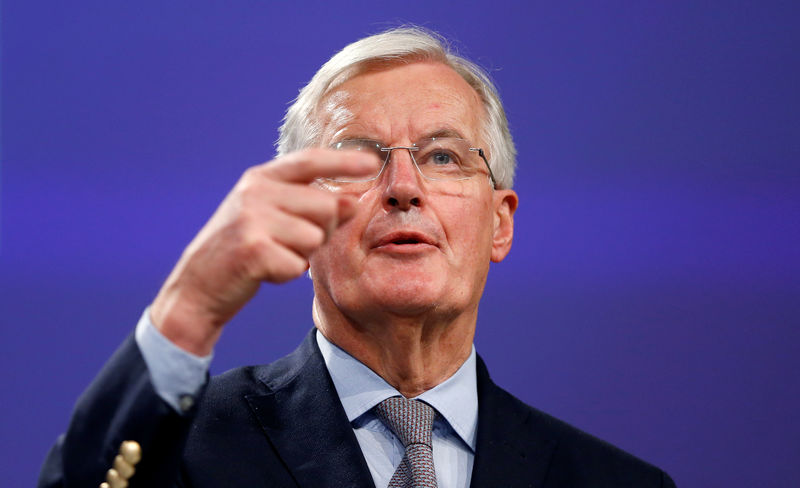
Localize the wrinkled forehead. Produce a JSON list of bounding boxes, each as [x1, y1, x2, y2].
[[314, 60, 486, 146]]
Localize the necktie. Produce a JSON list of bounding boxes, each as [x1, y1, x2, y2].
[[374, 396, 438, 488]]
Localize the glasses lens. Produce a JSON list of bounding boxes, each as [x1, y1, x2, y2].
[[414, 138, 482, 180], [326, 137, 486, 184], [328, 140, 384, 182]]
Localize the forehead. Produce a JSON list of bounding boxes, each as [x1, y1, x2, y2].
[[318, 61, 485, 144]]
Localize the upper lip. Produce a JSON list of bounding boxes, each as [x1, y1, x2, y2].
[[372, 230, 438, 248]]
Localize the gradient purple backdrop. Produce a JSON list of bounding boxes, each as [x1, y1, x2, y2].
[[2, 1, 799, 486]]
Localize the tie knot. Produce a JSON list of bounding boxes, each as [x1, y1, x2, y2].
[[374, 397, 435, 448]]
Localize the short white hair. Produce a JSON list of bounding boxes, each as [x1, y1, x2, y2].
[[277, 26, 517, 189]]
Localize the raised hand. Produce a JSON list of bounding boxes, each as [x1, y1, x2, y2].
[[149, 149, 380, 355]]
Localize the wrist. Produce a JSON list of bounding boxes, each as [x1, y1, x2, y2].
[[150, 287, 223, 357]]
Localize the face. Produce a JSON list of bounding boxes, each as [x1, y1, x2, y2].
[[310, 61, 517, 322]]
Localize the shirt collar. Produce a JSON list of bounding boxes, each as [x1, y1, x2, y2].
[[315, 329, 478, 451]]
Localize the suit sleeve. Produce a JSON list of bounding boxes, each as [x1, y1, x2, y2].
[[37, 334, 204, 488]]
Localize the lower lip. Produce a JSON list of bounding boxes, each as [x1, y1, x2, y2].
[[373, 242, 437, 254]]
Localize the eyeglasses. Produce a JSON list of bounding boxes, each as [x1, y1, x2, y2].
[[326, 137, 497, 188]]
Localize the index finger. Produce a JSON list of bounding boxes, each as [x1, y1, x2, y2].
[[261, 148, 381, 183]]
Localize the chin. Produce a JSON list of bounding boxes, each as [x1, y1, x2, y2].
[[360, 271, 452, 316]]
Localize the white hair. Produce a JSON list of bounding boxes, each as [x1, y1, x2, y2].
[[276, 26, 517, 189]]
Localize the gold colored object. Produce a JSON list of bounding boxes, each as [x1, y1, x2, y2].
[[119, 440, 142, 465], [100, 440, 141, 488], [105, 468, 128, 488], [113, 454, 135, 479]]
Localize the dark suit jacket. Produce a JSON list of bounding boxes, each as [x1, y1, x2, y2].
[[39, 330, 676, 487]]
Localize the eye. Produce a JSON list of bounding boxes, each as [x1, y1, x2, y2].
[[431, 151, 454, 165], [417, 138, 466, 169]]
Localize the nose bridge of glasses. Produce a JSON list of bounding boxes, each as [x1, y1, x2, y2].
[[381, 146, 424, 177]]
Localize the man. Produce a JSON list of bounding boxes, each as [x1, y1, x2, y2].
[[39, 27, 676, 487]]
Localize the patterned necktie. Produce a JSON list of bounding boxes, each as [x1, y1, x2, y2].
[[374, 396, 438, 488]]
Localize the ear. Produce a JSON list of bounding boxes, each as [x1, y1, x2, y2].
[[490, 189, 518, 263]]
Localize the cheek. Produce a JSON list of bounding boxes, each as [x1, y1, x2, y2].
[[438, 196, 495, 257]]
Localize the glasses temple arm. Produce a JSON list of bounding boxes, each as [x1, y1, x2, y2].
[[477, 148, 498, 189]]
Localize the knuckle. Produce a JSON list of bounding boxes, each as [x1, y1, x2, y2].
[[242, 161, 279, 186], [235, 235, 267, 269], [236, 188, 259, 210], [231, 205, 258, 230], [235, 173, 259, 197], [241, 165, 263, 183]]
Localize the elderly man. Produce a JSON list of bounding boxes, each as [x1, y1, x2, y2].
[[39, 27, 675, 488]]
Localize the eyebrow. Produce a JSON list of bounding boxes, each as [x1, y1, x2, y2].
[[334, 126, 464, 146], [333, 127, 469, 145], [422, 128, 466, 140]]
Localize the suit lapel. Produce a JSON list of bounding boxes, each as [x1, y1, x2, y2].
[[470, 355, 557, 488], [240, 333, 557, 487], [245, 331, 375, 488]]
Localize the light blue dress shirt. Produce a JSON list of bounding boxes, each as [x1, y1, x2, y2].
[[135, 309, 478, 488], [134, 309, 212, 412], [315, 331, 477, 488]]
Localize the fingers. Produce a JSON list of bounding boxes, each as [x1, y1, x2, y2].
[[238, 148, 370, 246], [264, 182, 357, 231], [251, 239, 310, 284], [266, 209, 327, 259], [260, 148, 381, 183], [147, 148, 373, 351], [228, 149, 371, 285]]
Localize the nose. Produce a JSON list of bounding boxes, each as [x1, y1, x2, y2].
[[381, 148, 424, 211]]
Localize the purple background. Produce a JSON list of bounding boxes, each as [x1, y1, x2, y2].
[[2, 1, 799, 486]]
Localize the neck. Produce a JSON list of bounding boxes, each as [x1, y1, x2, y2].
[[312, 297, 476, 398]]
